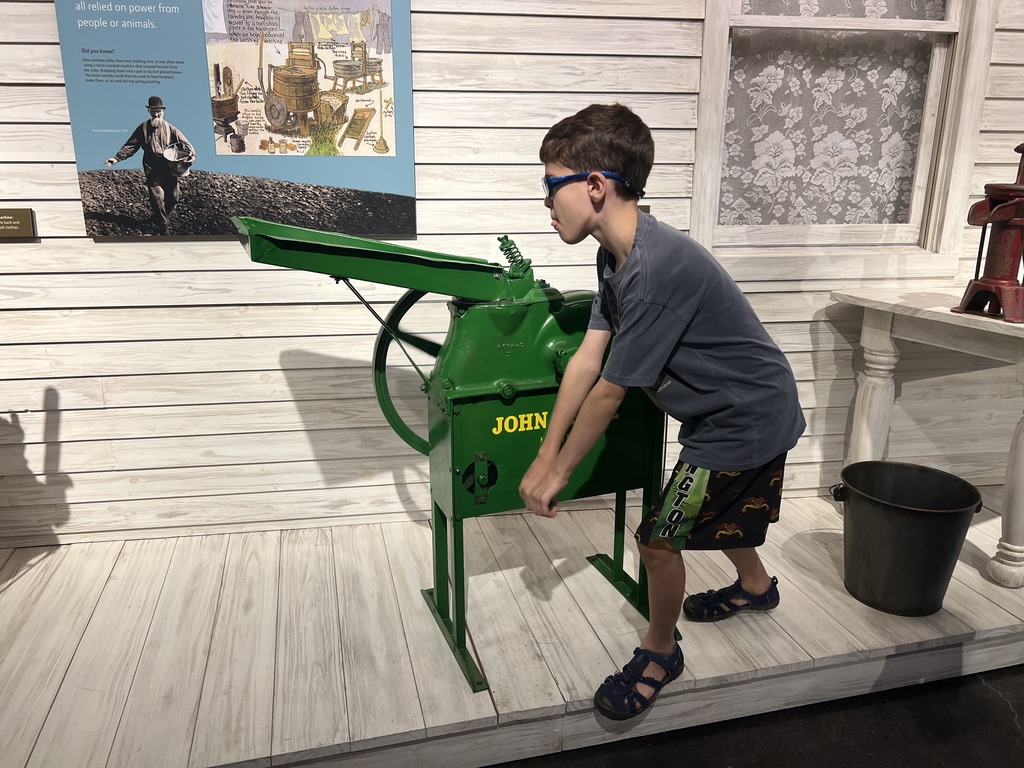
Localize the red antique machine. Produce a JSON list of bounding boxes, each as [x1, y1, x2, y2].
[[953, 142, 1024, 323]]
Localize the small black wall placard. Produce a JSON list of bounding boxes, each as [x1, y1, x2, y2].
[[0, 209, 37, 239]]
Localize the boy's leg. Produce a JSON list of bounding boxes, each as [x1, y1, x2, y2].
[[593, 459, 696, 718], [593, 542, 686, 719], [679, 453, 787, 621], [722, 546, 774, 604], [635, 542, 686, 699], [638, 543, 685, 649]]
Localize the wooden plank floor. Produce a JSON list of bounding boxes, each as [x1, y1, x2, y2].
[[1, 493, 1022, 768]]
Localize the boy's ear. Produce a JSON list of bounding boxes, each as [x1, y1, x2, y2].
[[587, 171, 609, 201]]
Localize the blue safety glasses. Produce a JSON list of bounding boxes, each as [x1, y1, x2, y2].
[[541, 171, 626, 198]]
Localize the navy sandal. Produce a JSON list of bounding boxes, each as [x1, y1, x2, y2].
[[593, 644, 684, 721], [683, 575, 780, 622]]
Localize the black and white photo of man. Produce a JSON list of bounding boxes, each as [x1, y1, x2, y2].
[[105, 96, 195, 235]]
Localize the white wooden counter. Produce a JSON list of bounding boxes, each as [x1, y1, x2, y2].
[[832, 287, 1024, 589]]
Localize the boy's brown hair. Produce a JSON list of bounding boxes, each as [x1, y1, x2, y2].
[[539, 103, 654, 200]]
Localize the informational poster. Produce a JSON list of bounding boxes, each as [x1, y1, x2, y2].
[[54, 0, 414, 237]]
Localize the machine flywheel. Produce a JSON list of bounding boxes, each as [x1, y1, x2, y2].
[[372, 289, 441, 456]]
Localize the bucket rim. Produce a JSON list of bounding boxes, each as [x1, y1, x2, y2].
[[840, 460, 982, 515]]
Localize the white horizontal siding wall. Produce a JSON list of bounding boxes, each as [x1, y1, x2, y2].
[[899, 0, 1023, 485], [965, 0, 1024, 276], [0, 0, 703, 546], [0, 0, 1012, 547]]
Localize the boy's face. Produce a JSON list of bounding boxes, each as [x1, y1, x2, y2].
[[543, 162, 595, 245]]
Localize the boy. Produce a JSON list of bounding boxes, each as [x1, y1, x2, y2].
[[519, 104, 806, 721]]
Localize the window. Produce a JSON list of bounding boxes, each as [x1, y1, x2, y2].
[[691, 0, 999, 255]]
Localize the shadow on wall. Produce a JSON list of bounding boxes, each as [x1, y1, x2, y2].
[[279, 349, 429, 512], [0, 388, 73, 589]]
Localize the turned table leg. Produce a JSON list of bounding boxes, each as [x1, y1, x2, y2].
[[988, 359, 1024, 588], [848, 308, 900, 464]]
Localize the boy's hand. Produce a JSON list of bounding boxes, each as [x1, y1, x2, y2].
[[519, 457, 568, 518]]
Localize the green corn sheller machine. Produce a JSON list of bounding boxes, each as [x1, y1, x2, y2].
[[234, 217, 665, 691]]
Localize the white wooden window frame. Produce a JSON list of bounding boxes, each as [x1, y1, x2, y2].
[[690, 0, 1000, 257]]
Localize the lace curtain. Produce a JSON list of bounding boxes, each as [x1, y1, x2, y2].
[[719, 0, 947, 226]]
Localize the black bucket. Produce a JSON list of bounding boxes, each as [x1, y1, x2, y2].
[[831, 461, 982, 616]]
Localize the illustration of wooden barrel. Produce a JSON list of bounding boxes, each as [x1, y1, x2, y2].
[[211, 94, 239, 120], [332, 59, 363, 79], [367, 58, 383, 76], [273, 66, 320, 113]]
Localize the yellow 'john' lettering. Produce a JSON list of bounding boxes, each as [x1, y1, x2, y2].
[[491, 411, 550, 435]]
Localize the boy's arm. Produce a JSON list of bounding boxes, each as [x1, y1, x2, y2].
[[520, 329, 627, 517], [534, 328, 610, 458]]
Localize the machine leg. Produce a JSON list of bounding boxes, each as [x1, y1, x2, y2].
[[429, 502, 449, 619], [421, 504, 488, 692], [452, 517, 467, 650], [586, 489, 680, 640]]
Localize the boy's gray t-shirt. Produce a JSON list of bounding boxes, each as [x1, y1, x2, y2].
[[589, 212, 806, 471]]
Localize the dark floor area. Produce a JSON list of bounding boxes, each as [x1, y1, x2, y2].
[[495, 663, 1024, 767]]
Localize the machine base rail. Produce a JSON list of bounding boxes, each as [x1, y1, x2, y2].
[[422, 588, 488, 693]]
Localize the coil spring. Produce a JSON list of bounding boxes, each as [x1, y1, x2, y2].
[[497, 235, 524, 268]]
